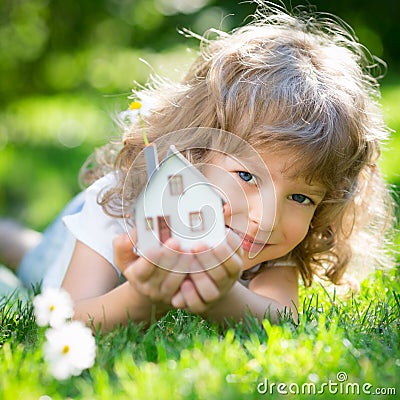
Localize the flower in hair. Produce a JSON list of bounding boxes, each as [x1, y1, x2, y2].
[[120, 92, 155, 145], [119, 92, 154, 124]]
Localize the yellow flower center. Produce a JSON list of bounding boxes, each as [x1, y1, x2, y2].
[[49, 305, 55, 311], [129, 101, 142, 110], [62, 345, 70, 354]]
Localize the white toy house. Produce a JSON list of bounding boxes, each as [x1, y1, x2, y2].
[[133, 144, 226, 254]]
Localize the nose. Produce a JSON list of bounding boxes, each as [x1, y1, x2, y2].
[[248, 204, 276, 234]]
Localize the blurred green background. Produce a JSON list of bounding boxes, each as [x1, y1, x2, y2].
[[0, 0, 399, 233]]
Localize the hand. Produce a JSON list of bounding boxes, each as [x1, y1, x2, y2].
[[114, 230, 191, 306], [171, 229, 243, 314], [113, 231, 139, 272]]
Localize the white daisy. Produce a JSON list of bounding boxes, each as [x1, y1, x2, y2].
[[134, 91, 155, 117], [119, 92, 155, 123], [44, 321, 96, 380], [33, 287, 74, 328]]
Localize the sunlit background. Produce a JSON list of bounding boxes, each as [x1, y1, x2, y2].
[[0, 0, 399, 233]]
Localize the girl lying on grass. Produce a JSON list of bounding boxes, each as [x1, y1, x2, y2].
[[5, 2, 395, 331]]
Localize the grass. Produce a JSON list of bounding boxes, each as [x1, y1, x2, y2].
[[0, 267, 399, 399]]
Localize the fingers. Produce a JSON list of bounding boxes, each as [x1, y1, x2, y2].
[[214, 251, 242, 279], [125, 237, 180, 283], [125, 247, 159, 282], [176, 279, 207, 314], [193, 247, 234, 285], [226, 228, 242, 256], [212, 241, 242, 278], [191, 243, 221, 271], [117, 229, 243, 311], [135, 238, 181, 283], [123, 237, 191, 304], [171, 289, 186, 309], [159, 252, 192, 299], [192, 233, 243, 282], [188, 271, 220, 304], [113, 231, 139, 274]]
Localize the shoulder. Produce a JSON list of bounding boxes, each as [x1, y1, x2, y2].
[[86, 172, 119, 197], [249, 265, 299, 310], [63, 173, 126, 273]]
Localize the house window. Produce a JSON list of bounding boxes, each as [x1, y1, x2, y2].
[[168, 174, 183, 195], [157, 215, 172, 243], [145, 217, 154, 230], [189, 211, 204, 231]]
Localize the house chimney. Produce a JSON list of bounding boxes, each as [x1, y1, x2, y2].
[[144, 143, 159, 180]]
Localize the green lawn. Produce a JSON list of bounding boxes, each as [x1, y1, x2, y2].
[[0, 267, 399, 399]]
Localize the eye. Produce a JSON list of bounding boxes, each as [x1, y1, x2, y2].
[[238, 171, 256, 184], [289, 194, 314, 205]]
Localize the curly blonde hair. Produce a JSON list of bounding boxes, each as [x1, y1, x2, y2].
[[81, 2, 395, 287]]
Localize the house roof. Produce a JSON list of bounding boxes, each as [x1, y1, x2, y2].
[[165, 145, 217, 187], [134, 144, 225, 208]]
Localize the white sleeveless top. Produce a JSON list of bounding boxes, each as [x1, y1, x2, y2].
[[42, 173, 125, 287]]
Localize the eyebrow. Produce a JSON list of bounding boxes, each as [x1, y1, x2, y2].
[[304, 187, 326, 197], [234, 156, 270, 177], [278, 164, 327, 196], [277, 171, 327, 197], [232, 155, 266, 171]]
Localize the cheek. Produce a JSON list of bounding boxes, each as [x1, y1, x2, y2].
[[204, 164, 248, 213], [285, 215, 312, 245], [223, 202, 236, 226], [220, 184, 248, 214], [222, 197, 249, 229], [223, 198, 247, 213]]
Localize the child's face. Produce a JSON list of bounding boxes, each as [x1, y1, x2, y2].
[[203, 150, 326, 270]]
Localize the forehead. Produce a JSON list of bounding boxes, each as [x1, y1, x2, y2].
[[256, 147, 327, 185], [240, 149, 327, 200]]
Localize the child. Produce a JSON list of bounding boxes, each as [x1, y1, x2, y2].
[[14, 2, 394, 331]]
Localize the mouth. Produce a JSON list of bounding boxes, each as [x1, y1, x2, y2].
[[227, 226, 269, 253]]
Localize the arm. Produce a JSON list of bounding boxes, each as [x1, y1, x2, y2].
[[203, 266, 299, 324], [62, 240, 171, 331]]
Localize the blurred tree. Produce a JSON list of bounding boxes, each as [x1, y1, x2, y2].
[[1, 0, 399, 105]]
